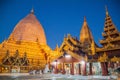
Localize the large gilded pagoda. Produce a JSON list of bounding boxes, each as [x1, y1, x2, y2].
[[0, 9, 60, 73]]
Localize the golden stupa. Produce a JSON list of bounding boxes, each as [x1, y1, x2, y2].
[[80, 17, 94, 44], [0, 9, 60, 73]]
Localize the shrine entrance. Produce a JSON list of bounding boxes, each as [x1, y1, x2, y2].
[[64, 63, 71, 74], [86, 62, 101, 75], [74, 63, 81, 74], [11, 66, 20, 73], [64, 63, 80, 75]]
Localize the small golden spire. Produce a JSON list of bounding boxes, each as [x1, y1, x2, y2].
[[54, 44, 59, 51], [56, 44, 59, 48], [67, 34, 71, 37], [105, 5, 109, 16], [84, 16, 86, 22], [30, 7, 34, 14], [64, 34, 66, 38]]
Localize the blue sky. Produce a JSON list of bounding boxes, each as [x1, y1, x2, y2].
[[0, 0, 120, 49]]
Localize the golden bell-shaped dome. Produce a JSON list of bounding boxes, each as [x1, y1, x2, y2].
[[9, 10, 46, 44]]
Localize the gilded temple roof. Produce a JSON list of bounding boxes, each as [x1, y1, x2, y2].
[[80, 17, 94, 44], [9, 9, 46, 44]]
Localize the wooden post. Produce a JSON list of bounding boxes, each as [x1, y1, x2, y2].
[[101, 62, 104, 75], [62, 55, 65, 74], [104, 62, 108, 75], [101, 62, 108, 76], [78, 63, 81, 75], [54, 60, 58, 74], [83, 62, 86, 76], [89, 62, 92, 75], [62, 63, 65, 74], [71, 62, 74, 75]]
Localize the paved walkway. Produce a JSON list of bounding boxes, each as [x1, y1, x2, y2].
[[0, 73, 118, 80]]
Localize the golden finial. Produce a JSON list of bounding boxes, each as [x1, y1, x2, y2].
[[84, 16, 86, 22], [56, 44, 59, 48], [105, 5, 109, 16], [64, 34, 66, 38], [67, 34, 71, 37], [30, 7, 34, 14], [54, 44, 59, 51]]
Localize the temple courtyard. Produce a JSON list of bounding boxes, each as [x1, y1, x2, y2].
[[0, 73, 118, 80]]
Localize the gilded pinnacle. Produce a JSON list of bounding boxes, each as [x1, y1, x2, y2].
[[105, 6, 109, 16], [31, 7, 34, 14], [84, 16, 86, 22]]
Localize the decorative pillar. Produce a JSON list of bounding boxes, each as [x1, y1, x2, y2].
[[78, 63, 81, 75], [54, 60, 58, 74], [89, 62, 92, 75], [83, 62, 87, 76], [71, 62, 74, 75], [104, 62, 108, 75], [100, 62, 108, 76], [110, 62, 114, 68], [101, 62, 104, 75], [62, 63, 65, 74], [62, 55, 65, 74]]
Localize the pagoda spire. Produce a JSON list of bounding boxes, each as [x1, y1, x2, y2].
[[80, 16, 94, 44], [105, 6, 109, 16], [30, 7, 34, 14], [79, 17, 96, 54], [100, 7, 120, 48], [56, 44, 59, 49], [84, 16, 86, 22], [54, 44, 59, 51]]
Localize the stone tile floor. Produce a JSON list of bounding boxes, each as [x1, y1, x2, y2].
[[0, 73, 118, 80]]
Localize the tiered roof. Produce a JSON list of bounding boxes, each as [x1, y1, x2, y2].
[[97, 7, 120, 52]]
